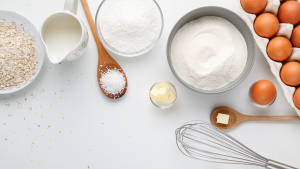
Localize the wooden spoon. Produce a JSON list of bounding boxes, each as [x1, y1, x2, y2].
[[210, 106, 300, 130], [80, 0, 128, 99]]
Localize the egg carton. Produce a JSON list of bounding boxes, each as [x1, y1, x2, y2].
[[235, 0, 300, 116]]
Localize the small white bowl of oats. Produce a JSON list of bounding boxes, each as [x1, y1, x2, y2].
[[0, 10, 44, 94]]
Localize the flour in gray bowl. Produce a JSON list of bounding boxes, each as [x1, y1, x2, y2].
[[171, 16, 247, 90]]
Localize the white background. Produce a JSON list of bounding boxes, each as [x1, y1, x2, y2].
[[1, 0, 300, 168]]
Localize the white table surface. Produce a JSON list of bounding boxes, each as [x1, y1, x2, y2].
[[1, 0, 300, 168]]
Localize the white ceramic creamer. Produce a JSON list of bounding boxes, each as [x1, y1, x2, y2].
[[40, 0, 88, 64]]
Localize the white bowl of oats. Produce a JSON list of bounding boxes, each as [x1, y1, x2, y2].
[[0, 10, 44, 94]]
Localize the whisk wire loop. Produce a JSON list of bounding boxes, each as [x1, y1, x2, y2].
[[182, 124, 267, 163], [175, 121, 269, 167], [181, 134, 266, 166]]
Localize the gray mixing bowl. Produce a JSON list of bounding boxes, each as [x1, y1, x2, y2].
[[166, 6, 255, 94]]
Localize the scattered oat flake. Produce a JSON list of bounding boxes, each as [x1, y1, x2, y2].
[[60, 90, 64, 92], [29, 107, 32, 110]]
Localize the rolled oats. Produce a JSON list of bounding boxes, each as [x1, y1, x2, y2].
[[0, 18, 39, 90]]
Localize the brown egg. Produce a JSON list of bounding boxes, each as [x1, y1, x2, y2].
[[267, 37, 292, 62], [280, 62, 300, 86], [254, 13, 279, 38], [278, 1, 300, 25], [240, 0, 267, 14], [250, 80, 276, 105], [293, 87, 300, 109], [291, 25, 300, 48]]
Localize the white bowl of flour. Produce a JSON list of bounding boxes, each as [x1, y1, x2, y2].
[[167, 7, 255, 94], [95, 0, 163, 57]]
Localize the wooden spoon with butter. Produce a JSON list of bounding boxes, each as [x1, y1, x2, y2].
[[210, 106, 300, 130], [80, 0, 128, 99]]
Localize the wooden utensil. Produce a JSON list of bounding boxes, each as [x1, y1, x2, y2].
[[80, 0, 128, 99], [210, 106, 300, 130]]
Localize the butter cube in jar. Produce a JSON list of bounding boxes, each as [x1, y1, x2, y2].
[[149, 81, 177, 109]]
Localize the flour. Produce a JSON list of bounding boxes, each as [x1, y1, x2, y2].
[[171, 16, 247, 90], [99, 0, 158, 53]]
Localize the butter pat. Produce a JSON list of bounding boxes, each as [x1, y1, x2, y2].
[[149, 81, 177, 105], [150, 88, 159, 101], [166, 91, 176, 104], [157, 87, 169, 102], [158, 81, 171, 90], [216, 113, 230, 125]]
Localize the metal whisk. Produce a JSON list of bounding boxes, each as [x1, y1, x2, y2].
[[175, 121, 297, 169]]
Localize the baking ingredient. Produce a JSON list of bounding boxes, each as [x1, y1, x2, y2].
[[99, 0, 158, 53], [240, 0, 267, 14], [150, 88, 159, 101], [250, 80, 276, 105], [157, 87, 169, 102], [216, 113, 230, 125], [150, 81, 176, 105], [171, 16, 247, 90], [267, 37, 292, 62], [158, 81, 171, 90], [166, 91, 176, 105], [291, 25, 300, 48], [278, 1, 300, 25], [99, 68, 126, 95], [293, 87, 300, 109], [254, 13, 279, 38], [0, 19, 39, 90], [280, 62, 300, 86], [45, 17, 81, 59]]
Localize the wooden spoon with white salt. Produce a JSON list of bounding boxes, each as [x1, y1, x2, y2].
[[81, 0, 128, 99]]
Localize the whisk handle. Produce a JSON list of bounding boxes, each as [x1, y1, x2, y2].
[[266, 159, 298, 169]]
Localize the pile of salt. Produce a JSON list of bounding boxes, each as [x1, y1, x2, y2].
[[99, 68, 126, 95]]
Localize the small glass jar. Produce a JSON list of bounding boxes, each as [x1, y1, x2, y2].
[[149, 82, 177, 109], [249, 82, 277, 108]]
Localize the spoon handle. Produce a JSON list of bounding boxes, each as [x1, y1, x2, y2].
[[80, 0, 109, 62], [246, 115, 300, 122], [80, 0, 102, 48]]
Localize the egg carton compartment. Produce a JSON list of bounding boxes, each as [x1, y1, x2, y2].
[[236, 0, 300, 115]]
